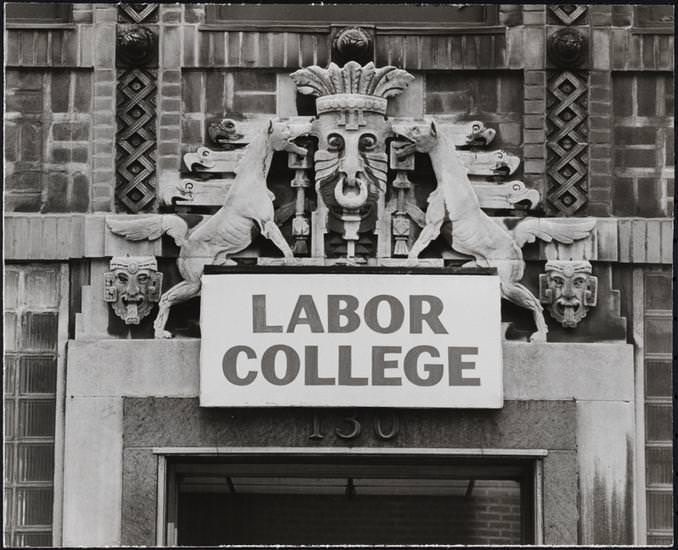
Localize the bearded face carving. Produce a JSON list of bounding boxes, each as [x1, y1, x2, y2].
[[290, 61, 414, 249], [314, 111, 389, 232], [539, 260, 597, 328], [104, 256, 162, 325]]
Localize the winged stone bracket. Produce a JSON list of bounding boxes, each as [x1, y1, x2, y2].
[[539, 260, 598, 328], [104, 256, 162, 325], [473, 181, 540, 210]]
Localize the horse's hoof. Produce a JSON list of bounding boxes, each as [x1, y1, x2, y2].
[[528, 332, 547, 343]]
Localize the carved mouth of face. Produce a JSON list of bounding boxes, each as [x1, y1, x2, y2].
[[555, 298, 582, 328], [120, 295, 144, 325], [334, 173, 368, 210], [391, 134, 417, 160]]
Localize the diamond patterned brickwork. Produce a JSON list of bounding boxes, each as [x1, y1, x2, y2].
[[116, 68, 158, 212], [546, 71, 589, 216], [549, 5, 587, 26], [118, 3, 158, 23]]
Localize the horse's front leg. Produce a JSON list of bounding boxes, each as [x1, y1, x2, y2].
[[262, 220, 294, 258], [408, 190, 446, 259], [153, 280, 202, 338], [408, 219, 443, 259]]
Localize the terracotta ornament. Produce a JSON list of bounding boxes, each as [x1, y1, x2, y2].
[[539, 260, 597, 327], [104, 256, 162, 325]]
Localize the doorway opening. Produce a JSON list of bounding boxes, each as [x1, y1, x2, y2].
[[163, 453, 537, 545]]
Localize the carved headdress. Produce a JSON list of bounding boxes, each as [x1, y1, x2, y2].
[[290, 61, 414, 129]]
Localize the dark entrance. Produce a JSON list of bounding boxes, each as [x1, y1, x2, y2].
[[166, 454, 536, 545]]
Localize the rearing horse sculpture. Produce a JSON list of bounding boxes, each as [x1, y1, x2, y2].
[[107, 120, 310, 338], [392, 120, 595, 342]]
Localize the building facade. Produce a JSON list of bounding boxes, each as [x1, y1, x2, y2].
[[3, 3, 674, 546]]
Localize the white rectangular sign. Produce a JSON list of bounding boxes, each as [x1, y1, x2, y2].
[[200, 272, 503, 408]]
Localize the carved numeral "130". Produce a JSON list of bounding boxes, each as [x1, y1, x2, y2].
[[309, 411, 399, 440]]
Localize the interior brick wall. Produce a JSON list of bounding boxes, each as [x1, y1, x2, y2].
[[178, 481, 522, 545]]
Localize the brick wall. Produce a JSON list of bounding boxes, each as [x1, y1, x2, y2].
[[613, 72, 674, 217], [424, 71, 523, 150], [5, 70, 92, 213], [181, 69, 279, 150]]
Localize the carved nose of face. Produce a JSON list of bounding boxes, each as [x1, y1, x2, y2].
[[334, 174, 368, 210], [341, 152, 363, 188], [125, 278, 139, 297]]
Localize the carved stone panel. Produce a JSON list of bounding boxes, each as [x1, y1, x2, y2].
[[116, 68, 158, 212], [546, 70, 588, 216], [115, 4, 159, 214]]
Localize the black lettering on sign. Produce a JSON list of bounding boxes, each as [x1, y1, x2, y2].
[[222, 346, 257, 385], [327, 295, 360, 333], [338, 345, 368, 386], [404, 345, 443, 386], [364, 295, 405, 333], [304, 346, 336, 385], [372, 346, 402, 385], [448, 346, 481, 386], [261, 345, 300, 385], [409, 295, 448, 334], [252, 295, 283, 332], [287, 295, 325, 333]]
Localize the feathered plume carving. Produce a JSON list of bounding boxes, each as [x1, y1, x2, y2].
[[290, 61, 414, 99]]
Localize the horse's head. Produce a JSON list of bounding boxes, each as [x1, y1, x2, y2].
[[268, 119, 312, 156], [390, 120, 439, 159]]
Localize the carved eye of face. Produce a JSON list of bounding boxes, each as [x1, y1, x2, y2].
[[327, 133, 344, 152], [358, 133, 377, 151], [137, 273, 149, 284], [551, 275, 564, 288], [117, 273, 129, 284], [573, 276, 586, 288]]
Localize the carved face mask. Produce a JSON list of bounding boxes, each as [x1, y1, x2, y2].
[[104, 257, 162, 325], [539, 260, 597, 328], [314, 111, 389, 214]]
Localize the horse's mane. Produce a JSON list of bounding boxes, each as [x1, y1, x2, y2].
[[233, 130, 270, 177]]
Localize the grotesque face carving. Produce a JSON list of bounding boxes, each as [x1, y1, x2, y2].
[[314, 111, 389, 219], [539, 260, 597, 328], [289, 61, 413, 238], [104, 256, 162, 325]]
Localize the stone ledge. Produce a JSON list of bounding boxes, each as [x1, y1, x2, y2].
[[5, 213, 673, 264], [66, 339, 634, 403]]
